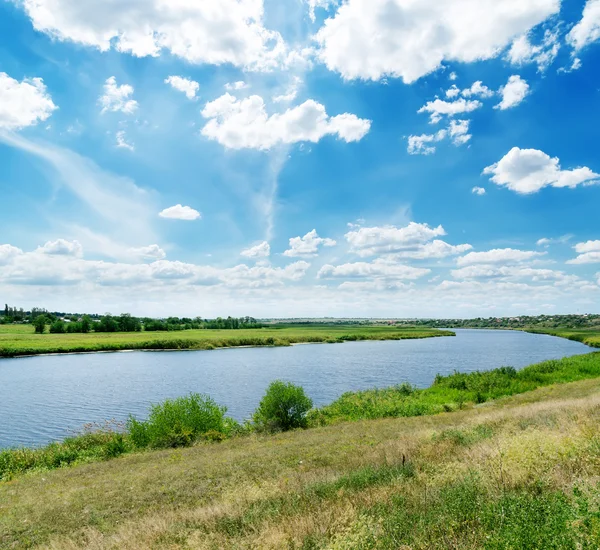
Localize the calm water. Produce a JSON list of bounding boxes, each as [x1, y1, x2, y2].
[[0, 329, 592, 449]]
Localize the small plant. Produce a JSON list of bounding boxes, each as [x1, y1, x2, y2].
[[127, 393, 230, 449], [253, 380, 313, 432]]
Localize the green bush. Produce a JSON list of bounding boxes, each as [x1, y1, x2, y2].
[[253, 381, 313, 432], [127, 393, 232, 449]]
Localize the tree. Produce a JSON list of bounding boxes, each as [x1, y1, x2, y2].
[[81, 315, 92, 333], [33, 316, 47, 334], [252, 381, 313, 433], [49, 320, 66, 334]]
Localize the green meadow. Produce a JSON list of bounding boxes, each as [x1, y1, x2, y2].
[[0, 324, 452, 357]]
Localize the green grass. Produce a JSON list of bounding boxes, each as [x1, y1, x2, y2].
[[3, 376, 600, 548], [0, 324, 452, 357], [3, 352, 599, 484], [524, 327, 600, 348], [309, 352, 599, 424]]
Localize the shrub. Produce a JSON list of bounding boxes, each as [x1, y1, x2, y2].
[[253, 381, 313, 433], [127, 393, 230, 449]]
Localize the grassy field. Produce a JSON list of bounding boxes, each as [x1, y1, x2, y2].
[[3, 374, 600, 548], [524, 327, 600, 348], [0, 324, 452, 358]]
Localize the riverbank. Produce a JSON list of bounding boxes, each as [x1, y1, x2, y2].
[[0, 325, 452, 358], [522, 327, 600, 348], [3, 372, 600, 548]]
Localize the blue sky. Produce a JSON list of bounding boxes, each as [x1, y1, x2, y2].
[[1, 0, 599, 318]]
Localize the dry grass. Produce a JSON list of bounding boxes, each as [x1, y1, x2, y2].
[[3, 377, 600, 549]]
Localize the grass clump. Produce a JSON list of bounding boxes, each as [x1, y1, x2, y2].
[[127, 393, 238, 449], [310, 353, 600, 425], [252, 380, 313, 433]]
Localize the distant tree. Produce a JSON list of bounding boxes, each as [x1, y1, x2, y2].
[[49, 320, 66, 334], [33, 316, 47, 334], [81, 315, 92, 333]]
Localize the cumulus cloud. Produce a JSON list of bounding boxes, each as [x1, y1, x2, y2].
[[116, 130, 134, 152], [495, 75, 530, 110], [200, 94, 371, 150], [314, 0, 559, 82], [407, 121, 470, 155], [159, 205, 201, 221], [18, 0, 291, 71], [507, 30, 560, 71], [318, 259, 430, 280], [456, 248, 545, 266], [129, 245, 167, 261], [283, 230, 336, 258], [418, 98, 482, 124], [0, 244, 24, 265], [461, 81, 494, 98], [0, 242, 310, 289], [241, 241, 271, 259], [225, 81, 249, 91], [472, 187, 486, 195], [99, 77, 138, 114], [567, 240, 600, 264], [407, 130, 447, 155], [483, 147, 600, 194], [452, 264, 580, 284], [273, 76, 303, 103], [37, 239, 83, 257], [567, 0, 600, 51], [164, 76, 199, 99], [0, 72, 57, 130]]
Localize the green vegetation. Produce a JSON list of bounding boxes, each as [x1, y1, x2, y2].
[[0, 324, 451, 357], [127, 393, 239, 449], [523, 327, 600, 348], [252, 381, 313, 433], [310, 353, 599, 424], [406, 313, 600, 330], [3, 374, 600, 548], [2, 352, 598, 483]]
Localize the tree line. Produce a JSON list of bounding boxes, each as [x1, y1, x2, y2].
[[1, 305, 263, 334]]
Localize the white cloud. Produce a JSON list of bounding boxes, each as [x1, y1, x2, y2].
[[129, 245, 166, 261], [18, 0, 291, 71], [568, 240, 600, 264], [567, 0, 600, 51], [0, 72, 57, 130], [283, 229, 336, 258], [452, 264, 580, 284], [165, 76, 199, 100], [37, 239, 83, 257], [472, 187, 486, 195], [273, 76, 303, 103], [461, 81, 494, 98], [225, 81, 249, 91], [495, 75, 530, 110], [318, 259, 430, 280], [314, 0, 559, 82], [99, 77, 138, 114], [456, 248, 545, 266], [116, 130, 134, 152], [536, 235, 572, 247], [449, 72, 458, 81], [345, 222, 447, 257], [418, 98, 482, 124], [407, 130, 447, 155], [390, 240, 472, 260], [201, 94, 371, 150], [159, 205, 201, 221], [483, 147, 600, 194], [307, 0, 338, 22], [0, 245, 24, 265], [507, 30, 560, 71], [446, 85, 460, 99], [241, 241, 271, 259], [408, 120, 469, 154], [448, 119, 471, 145]]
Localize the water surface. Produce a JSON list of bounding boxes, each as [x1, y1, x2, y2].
[[0, 329, 591, 448]]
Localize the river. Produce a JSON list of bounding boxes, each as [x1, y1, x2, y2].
[[0, 329, 592, 448]]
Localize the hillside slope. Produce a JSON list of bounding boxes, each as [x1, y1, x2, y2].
[[3, 377, 600, 549]]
